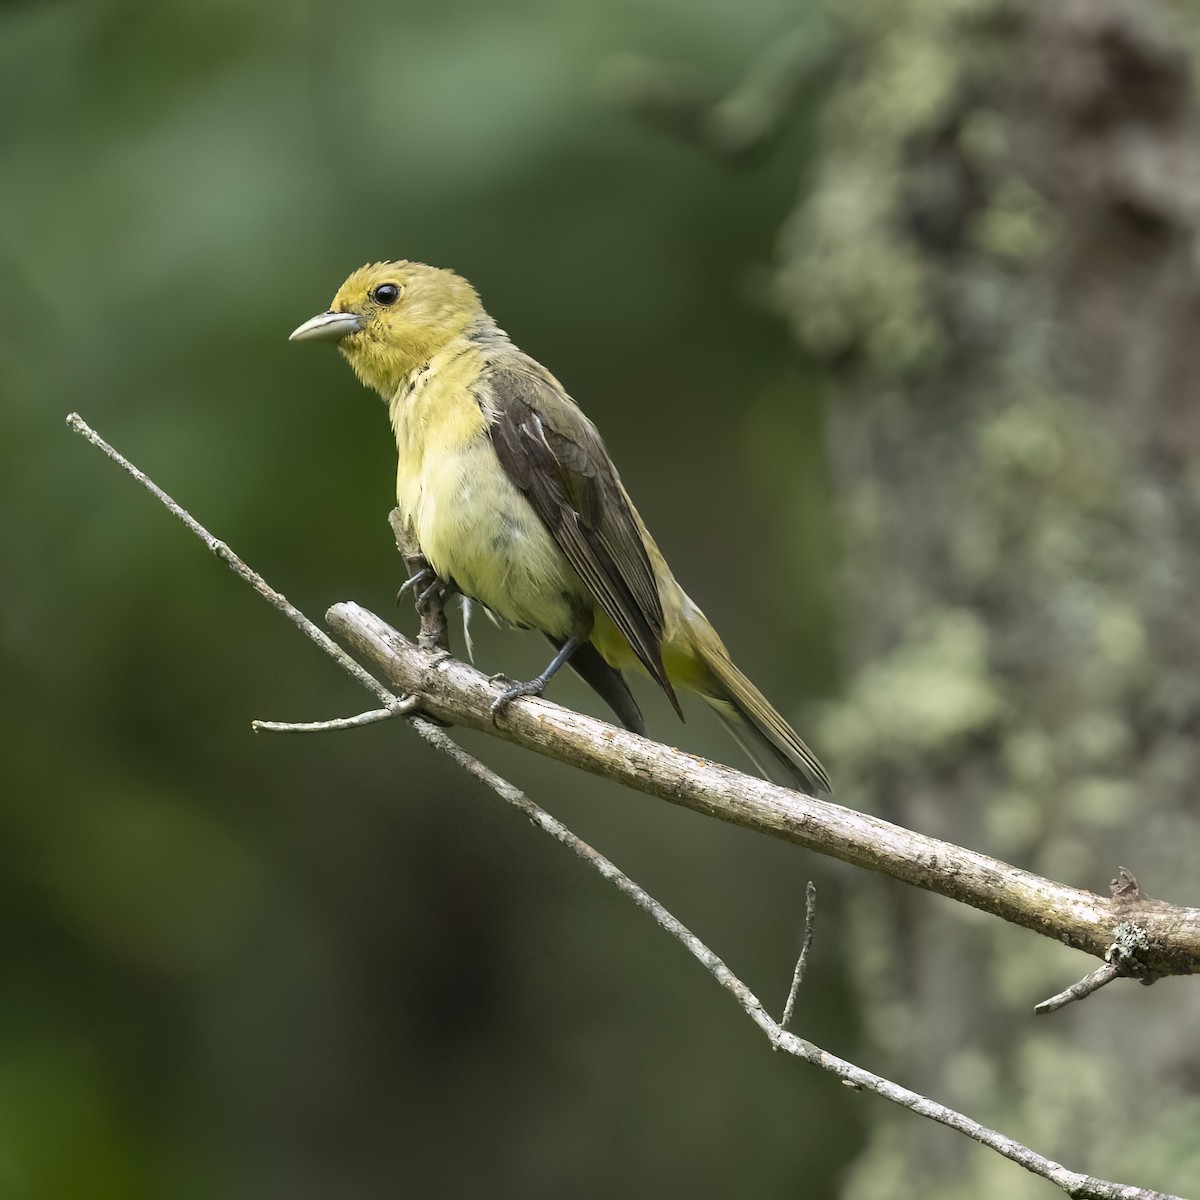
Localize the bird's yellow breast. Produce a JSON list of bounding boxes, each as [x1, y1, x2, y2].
[[389, 343, 487, 513], [389, 343, 584, 635]]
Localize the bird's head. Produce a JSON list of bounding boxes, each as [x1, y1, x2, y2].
[[290, 260, 487, 398]]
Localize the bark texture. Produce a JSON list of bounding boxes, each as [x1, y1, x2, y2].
[[776, 0, 1200, 1194]]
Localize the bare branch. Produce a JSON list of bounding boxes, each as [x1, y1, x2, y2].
[[325, 601, 1200, 985]]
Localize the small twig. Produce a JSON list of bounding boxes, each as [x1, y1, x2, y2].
[[252, 701, 419, 735], [1035, 963, 1121, 1015], [781, 880, 818, 1029]]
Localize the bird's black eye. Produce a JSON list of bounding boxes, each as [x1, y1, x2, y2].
[[372, 283, 401, 306]]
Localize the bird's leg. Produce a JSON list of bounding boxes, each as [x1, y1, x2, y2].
[[490, 635, 585, 722]]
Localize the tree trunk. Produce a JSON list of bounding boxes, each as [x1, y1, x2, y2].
[[778, 0, 1200, 1193]]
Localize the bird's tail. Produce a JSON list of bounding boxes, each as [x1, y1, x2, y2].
[[682, 623, 831, 795]]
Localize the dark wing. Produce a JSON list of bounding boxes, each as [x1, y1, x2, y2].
[[485, 361, 681, 717]]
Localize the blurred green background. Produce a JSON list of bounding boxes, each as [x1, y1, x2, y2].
[[11, 1, 1200, 1196], [3, 1, 859, 1197]]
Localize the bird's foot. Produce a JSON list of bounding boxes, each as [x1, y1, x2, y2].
[[416, 578, 448, 612], [489, 677, 547, 723], [487, 636, 582, 724], [396, 567, 435, 606], [398, 565, 455, 653], [397, 568, 454, 615]]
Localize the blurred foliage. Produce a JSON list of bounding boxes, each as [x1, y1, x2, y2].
[[1, 1, 860, 1197]]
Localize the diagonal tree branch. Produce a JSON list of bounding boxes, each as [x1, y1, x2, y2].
[[325, 600, 1200, 985]]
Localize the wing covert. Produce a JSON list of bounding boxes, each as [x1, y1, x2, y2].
[[484, 362, 680, 715]]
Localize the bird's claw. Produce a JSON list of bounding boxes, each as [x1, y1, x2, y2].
[[489, 678, 546, 724], [397, 567, 452, 614], [396, 567, 435, 606], [416, 579, 446, 611]]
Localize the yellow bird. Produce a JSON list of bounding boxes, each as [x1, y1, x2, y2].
[[291, 261, 830, 794]]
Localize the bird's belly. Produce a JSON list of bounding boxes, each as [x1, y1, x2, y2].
[[406, 437, 584, 637]]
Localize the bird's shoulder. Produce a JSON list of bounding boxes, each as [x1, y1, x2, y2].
[[473, 350, 612, 506]]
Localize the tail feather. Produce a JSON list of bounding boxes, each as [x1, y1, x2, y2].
[[696, 646, 831, 795]]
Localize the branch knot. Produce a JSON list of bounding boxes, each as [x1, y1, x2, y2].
[[1106, 921, 1158, 984]]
